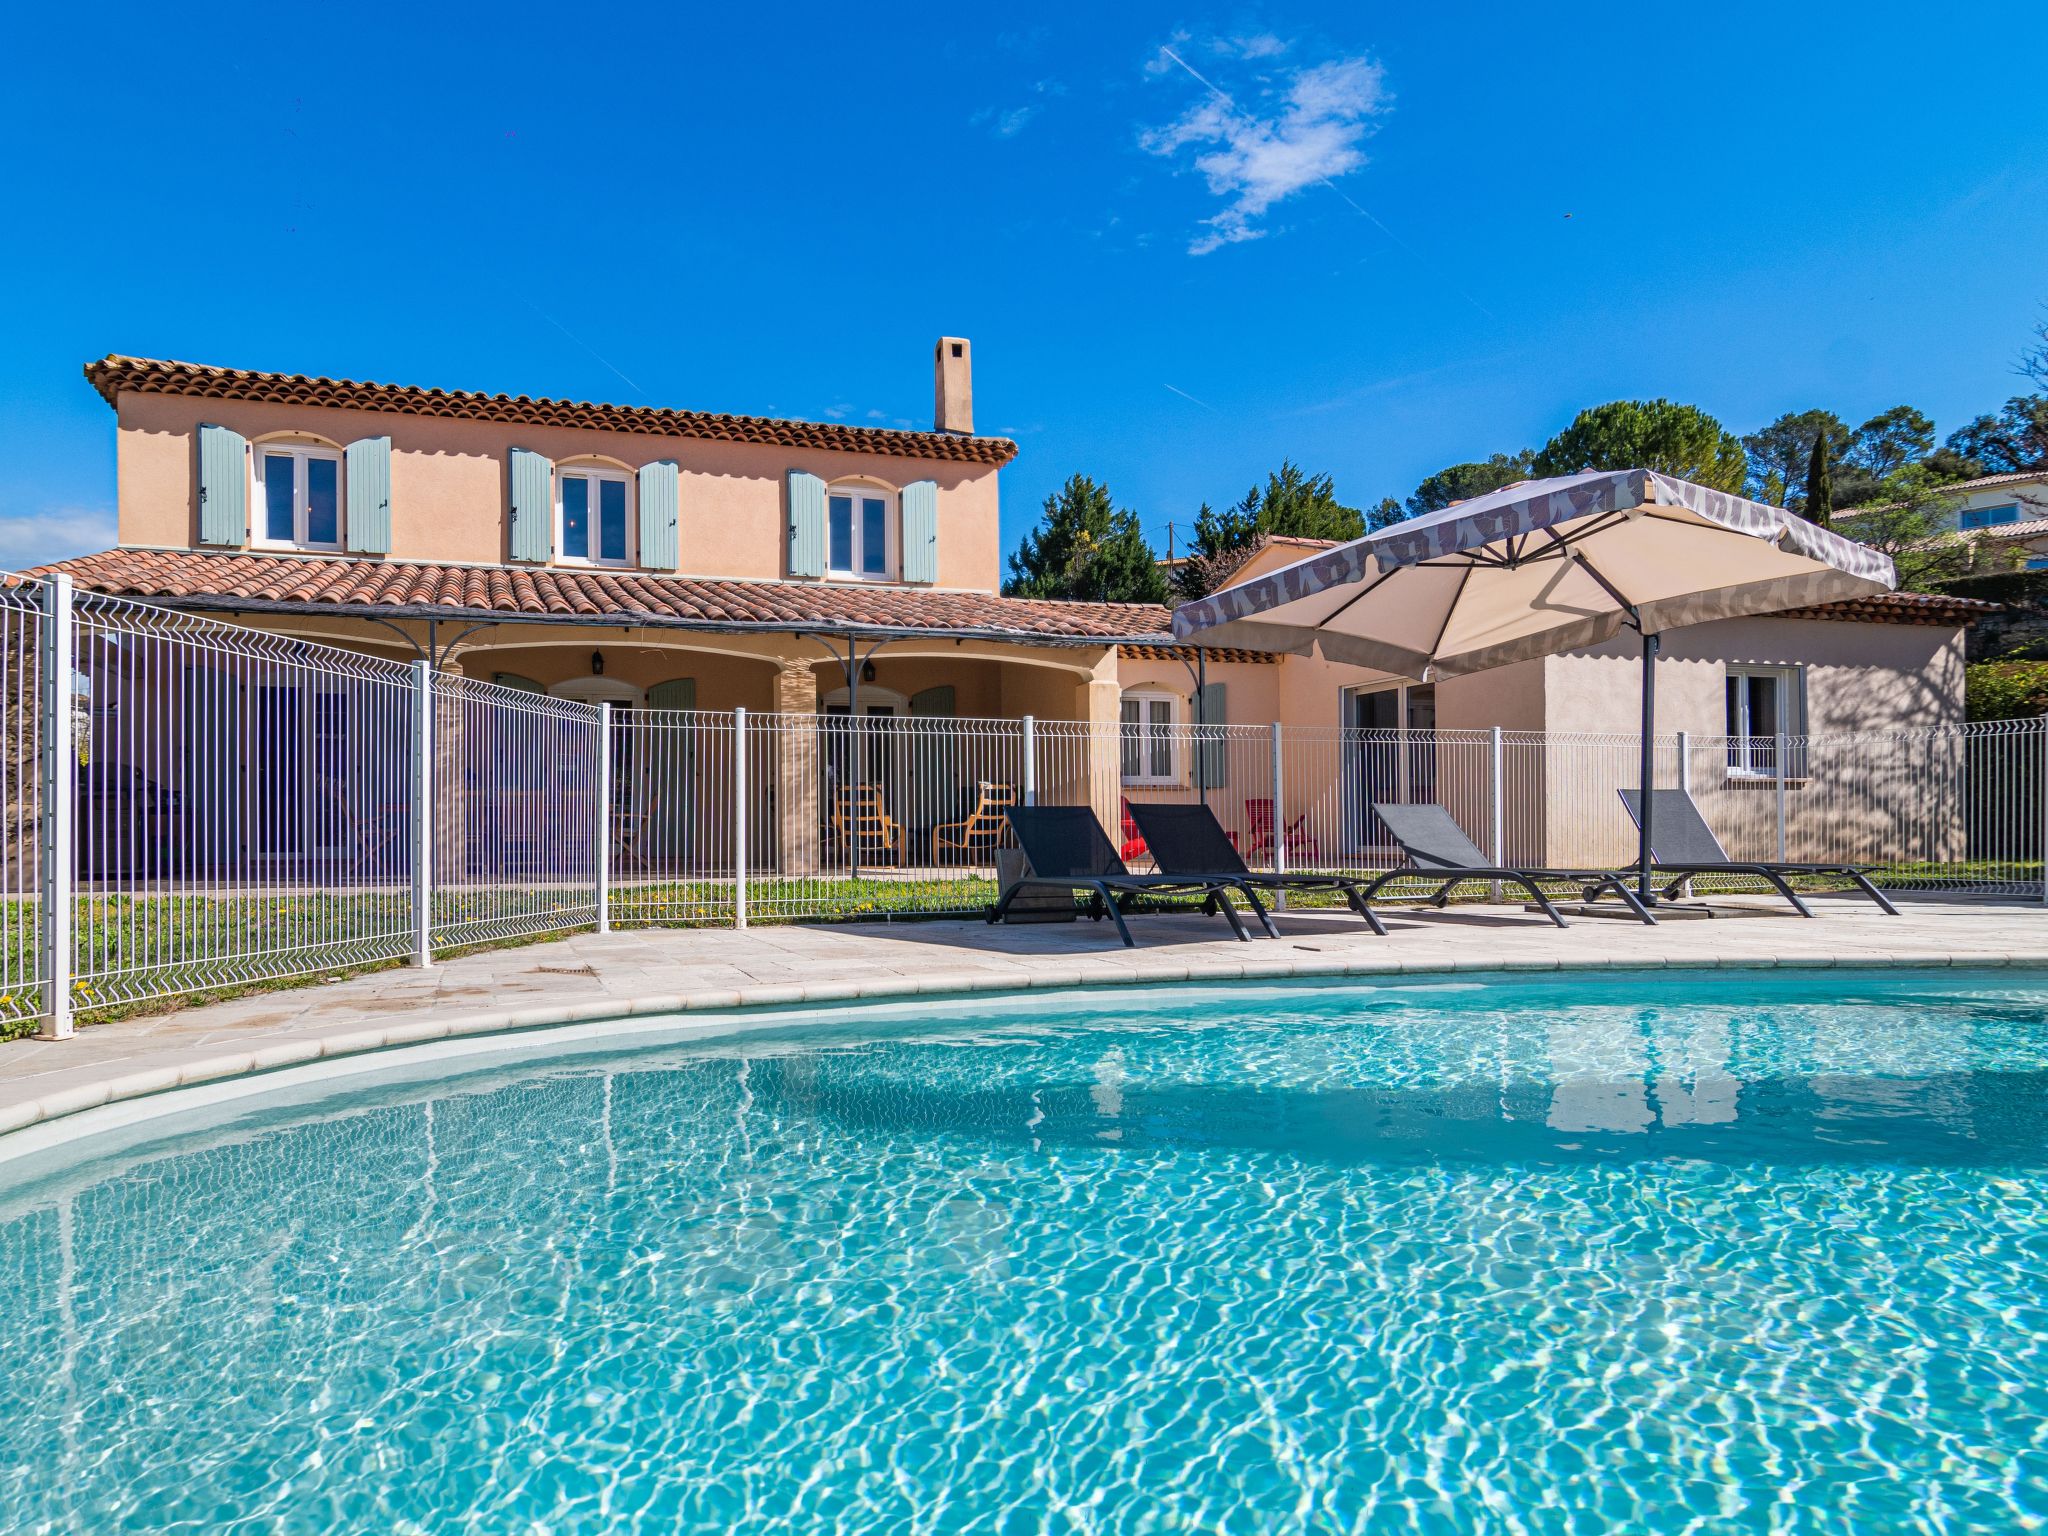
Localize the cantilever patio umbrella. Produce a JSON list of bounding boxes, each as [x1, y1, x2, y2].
[[1169, 469, 1897, 903]]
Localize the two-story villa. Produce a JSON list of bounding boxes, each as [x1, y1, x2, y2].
[[38, 344, 1990, 874], [55, 343, 1170, 730]]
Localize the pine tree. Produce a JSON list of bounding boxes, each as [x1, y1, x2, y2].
[[1002, 475, 1168, 604]]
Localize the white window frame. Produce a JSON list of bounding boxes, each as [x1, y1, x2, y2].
[[825, 483, 897, 581], [556, 466, 635, 568], [1119, 690, 1183, 786], [251, 444, 344, 552], [1958, 502, 2021, 532], [1725, 664, 1802, 778]]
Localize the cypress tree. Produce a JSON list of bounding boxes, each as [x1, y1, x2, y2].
[[1803, 430, 1832, 527]]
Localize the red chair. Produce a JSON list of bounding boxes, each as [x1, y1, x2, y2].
[[1241, 797, 1318, 863], [1119, 798, 1149, 864]]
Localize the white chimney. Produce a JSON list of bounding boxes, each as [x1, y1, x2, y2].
[[935, 337, 972, 434]]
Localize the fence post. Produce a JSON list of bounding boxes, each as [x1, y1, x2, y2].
[[595, 702, 612, 935], [1775, 729, 1789, 862], [1269, 722, 1287, 909], [2037, 717, 2048, 907], [410, 659, 433, 968], [1676, 730, 1693, 899], [38, 574, 74, 1040], [1488, 725, 1504, 904], [1021, 715, 1037, 807], [734, 707, 749, 930]]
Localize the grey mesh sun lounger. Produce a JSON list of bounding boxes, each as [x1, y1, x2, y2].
[[987, 806, 1278, 947], [1127, 802, 1388, 936], [1359, 802, 1656, 927], [1619, 789, 1899, 917]]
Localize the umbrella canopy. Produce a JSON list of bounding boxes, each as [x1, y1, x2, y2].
[[1169, 469, 1897, 904], [1170, 469, 1895, 679]]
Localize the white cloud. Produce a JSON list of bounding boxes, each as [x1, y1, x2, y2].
[[0, 507, 116, 570], [1214, 32, 1288, 59], [993, 106, 1037, 137], [1141, 50, 1388, 255]]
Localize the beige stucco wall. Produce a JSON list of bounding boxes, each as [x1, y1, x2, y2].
[[113, 391, 1005, 591], [1540, 617, 1964, 736]]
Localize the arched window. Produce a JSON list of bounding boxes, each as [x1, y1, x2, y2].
[[253, 441, 343, 551], [826, 482, 896, 580], [557, 462, 634, 567]]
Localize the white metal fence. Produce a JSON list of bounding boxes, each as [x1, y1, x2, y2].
[[3, 569, 2044, 1039]]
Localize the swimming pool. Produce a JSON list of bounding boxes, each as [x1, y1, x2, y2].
[[0, 969, 2043, 1532]]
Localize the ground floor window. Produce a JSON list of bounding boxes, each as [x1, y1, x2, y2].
[[1725, 664, 1805, 776], [1120, 691, 1180, 784]]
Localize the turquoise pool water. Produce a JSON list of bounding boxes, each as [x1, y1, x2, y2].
[[0, 970, 2045, 1532]]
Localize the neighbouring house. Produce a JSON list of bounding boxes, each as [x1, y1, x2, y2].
[[1836, 469, 2048, 570], [35, 344, 1991, 876]]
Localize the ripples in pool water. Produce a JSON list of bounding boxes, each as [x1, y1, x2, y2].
[[0, 970, 2045, 1533]]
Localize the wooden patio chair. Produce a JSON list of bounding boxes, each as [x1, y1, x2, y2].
[[830, 784, 905, 864], [933, 780, 1017, 863], [612, 789, 656, 874]]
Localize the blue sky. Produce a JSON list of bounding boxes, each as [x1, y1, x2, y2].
[[3, 0, 2044, 571]]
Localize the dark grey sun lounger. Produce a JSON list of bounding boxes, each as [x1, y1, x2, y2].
[[1359, 802, 1656, 927], [1128, 802, 1389, 936], [987, 805, 1278, 947], [1619, 789, 1899, 917]]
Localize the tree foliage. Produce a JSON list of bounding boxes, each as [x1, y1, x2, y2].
[[1741, 411, 1849, 510], [1176, 462, 1364, 599], [1365, 497, 1407, 531], [1846, 406, 1935, 481], [1003, 474, 1168, 604], [1532, 399, 1747, 492], [1405, 453, 1534, 517], [1939, 396, 2048, 478], [1844, 467, 1999, 593], [1803, 431, 1832, 528], [1967, 660, 2048, 722]]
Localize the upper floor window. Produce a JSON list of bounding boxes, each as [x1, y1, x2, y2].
[[255, 445, 342, 551], [828, 486, 894, 579], [1959, 503, 2021, 531], [559, 467, 632, 566]]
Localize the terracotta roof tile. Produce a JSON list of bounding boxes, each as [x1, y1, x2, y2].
[[1778, 592, 1999, 626], [35, 550, 1987, 652], [84, 355, 1018, 467], [41, 549, 1172, 645]]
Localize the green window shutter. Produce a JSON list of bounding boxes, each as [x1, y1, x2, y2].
[[1197, 682, 1229, 789], [492, 672, 545, 694], [197, 424, 248, 546], [909, 685, 956, 717], [901, 479, 939, 583], [344, 436, 393, 553], [787, 470, 827, 577], [509, 448, 554, 562], [648, 677, 697, 712], [638, 460, 680, 570]]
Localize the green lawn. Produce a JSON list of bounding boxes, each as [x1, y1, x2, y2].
[[0, 860, 2036, 1039]]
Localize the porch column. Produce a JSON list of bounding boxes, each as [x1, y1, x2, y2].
[[772, 656, 822, 876], [1084, 668, 1122, 838]]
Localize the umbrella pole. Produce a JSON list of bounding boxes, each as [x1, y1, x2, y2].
[[1638, 628, 1660, 902]]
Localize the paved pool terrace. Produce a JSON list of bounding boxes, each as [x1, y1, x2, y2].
[[5, 894, 2048, 1137]]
